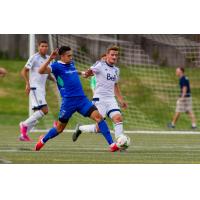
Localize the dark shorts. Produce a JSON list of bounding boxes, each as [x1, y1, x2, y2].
[[58, 96, 97, 123]]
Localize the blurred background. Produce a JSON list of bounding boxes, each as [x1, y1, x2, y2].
[[1, 34, 200, 133]]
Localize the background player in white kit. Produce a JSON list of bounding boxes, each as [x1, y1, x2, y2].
[[73, 46, 128, 141], [19, 40, 56, 141]]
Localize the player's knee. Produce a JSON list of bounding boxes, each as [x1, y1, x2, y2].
[[56, 126, 64, 133], [41, 106, 48, 115], [94, 113, 103, 123], [113, 114, 123, 123]]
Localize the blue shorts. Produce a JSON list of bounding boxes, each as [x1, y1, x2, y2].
[[58, 96, 96, 123]]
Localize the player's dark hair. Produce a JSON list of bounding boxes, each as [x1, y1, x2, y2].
[[179, 67, 185, 73], [38, 40, 48, 46], [58, 46, 71, 55]]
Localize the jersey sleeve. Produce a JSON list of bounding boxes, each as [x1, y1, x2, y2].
[[25, 55, 35, 69], [90, 61, 101, 74], [180, 77, 188, 87]]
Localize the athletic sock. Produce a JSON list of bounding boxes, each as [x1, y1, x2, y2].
[[114, 122, 124, 139], [42, 127, 59, 143], [192, 123, 196, 127], [23, 110, 44, 127], [98, 120, 113, 145], [27, 120, 38, 133], [79, 124, 96, 133]]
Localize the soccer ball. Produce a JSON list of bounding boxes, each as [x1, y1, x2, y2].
[[116, 135, 130, 150]]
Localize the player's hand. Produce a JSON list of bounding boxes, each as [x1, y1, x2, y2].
[[25, 83, 30, 95], [49, 49, 58, 60], [119, 100, 128, 109], [85, 69, 94, 78]]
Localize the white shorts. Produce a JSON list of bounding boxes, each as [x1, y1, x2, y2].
[[30, 87, 47, 110], [92, 97, 121, 119]]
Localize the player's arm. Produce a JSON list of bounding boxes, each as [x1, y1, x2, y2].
[[0, 67, 7, 77], [21, 67, 30, 95], [38, 49, 58, 74], [181, 86, 187, 98], [114, 83, 128, 109]]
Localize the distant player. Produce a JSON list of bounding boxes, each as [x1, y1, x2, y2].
[[35, 46, 119, 152], [19, 40, 56, 141], [0, 67, 7, 77], [72, 46, 128, 142], [90, 53, 107, 94], [168, 67, 197, 129]]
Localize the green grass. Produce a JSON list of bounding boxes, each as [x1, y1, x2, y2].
[[1, 59, 200, 163], [1, 125, 200, 163]]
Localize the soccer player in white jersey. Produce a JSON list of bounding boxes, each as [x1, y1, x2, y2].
[[73, 46, 128, 141], [19, 40, 56, 141]]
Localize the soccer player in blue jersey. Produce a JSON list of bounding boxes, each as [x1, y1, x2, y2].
[[35, 46, 119, 152]]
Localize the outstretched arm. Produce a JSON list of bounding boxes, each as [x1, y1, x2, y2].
[[39, 49, 58, 74], [114, 83, 128, 109]]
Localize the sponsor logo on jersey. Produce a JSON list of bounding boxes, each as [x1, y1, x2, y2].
[[107, 73, 116, 81]]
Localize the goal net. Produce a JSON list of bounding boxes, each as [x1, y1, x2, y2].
[[31, 34, 200, 133]]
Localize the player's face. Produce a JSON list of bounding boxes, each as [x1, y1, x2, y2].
[[176, 68, 181, 77], [61, 50, 73, 63], [38, 43, 48, 55], [106, 50, 118, 65]]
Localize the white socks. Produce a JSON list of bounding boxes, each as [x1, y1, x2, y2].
[[23, 110, 44, 128], [79, 124, 97, 133], [27, 120, 39, 132], [114, 122, 124, 138]]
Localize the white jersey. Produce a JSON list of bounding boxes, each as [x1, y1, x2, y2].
[[25, 52, 49, 90], [90, 61, 120, 98]]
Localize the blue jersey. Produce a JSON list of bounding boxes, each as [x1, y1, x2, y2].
[[179, 76, 191, 97], [50, 60, 85, 98]]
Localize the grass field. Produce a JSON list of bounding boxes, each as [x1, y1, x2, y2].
[[1, 59, 200, 163]]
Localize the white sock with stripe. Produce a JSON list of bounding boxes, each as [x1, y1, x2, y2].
[[79, 124, 97, 133], [23, 110, 44, 127], [114, 122, 124, 138]]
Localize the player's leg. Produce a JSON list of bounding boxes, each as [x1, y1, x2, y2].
[[35, 121, 67, 151], [187, 111, 197, 128], [168, 99, 182, 128], [186, 97, 197, 129], [77, 97, 119, 151], [106, 98, 123, 139], [19, 88, 47, 141], [73, 99, 105, 142], [35, 98, 74, 151]]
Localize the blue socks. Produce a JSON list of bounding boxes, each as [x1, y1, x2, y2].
[[98, 120, 113, 145], [42, 127, 59, 143]]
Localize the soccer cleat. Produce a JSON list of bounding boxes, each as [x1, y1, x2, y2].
[[19, 122, 33, 142], [192, 126, 197, 130], [72, 124, 82, 142], [167, 123, 175, 128], [109, 143, 120, 152], [19, 135, 33, 142], [19, 122, 28, 136], [35, 135, 45, 151]]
